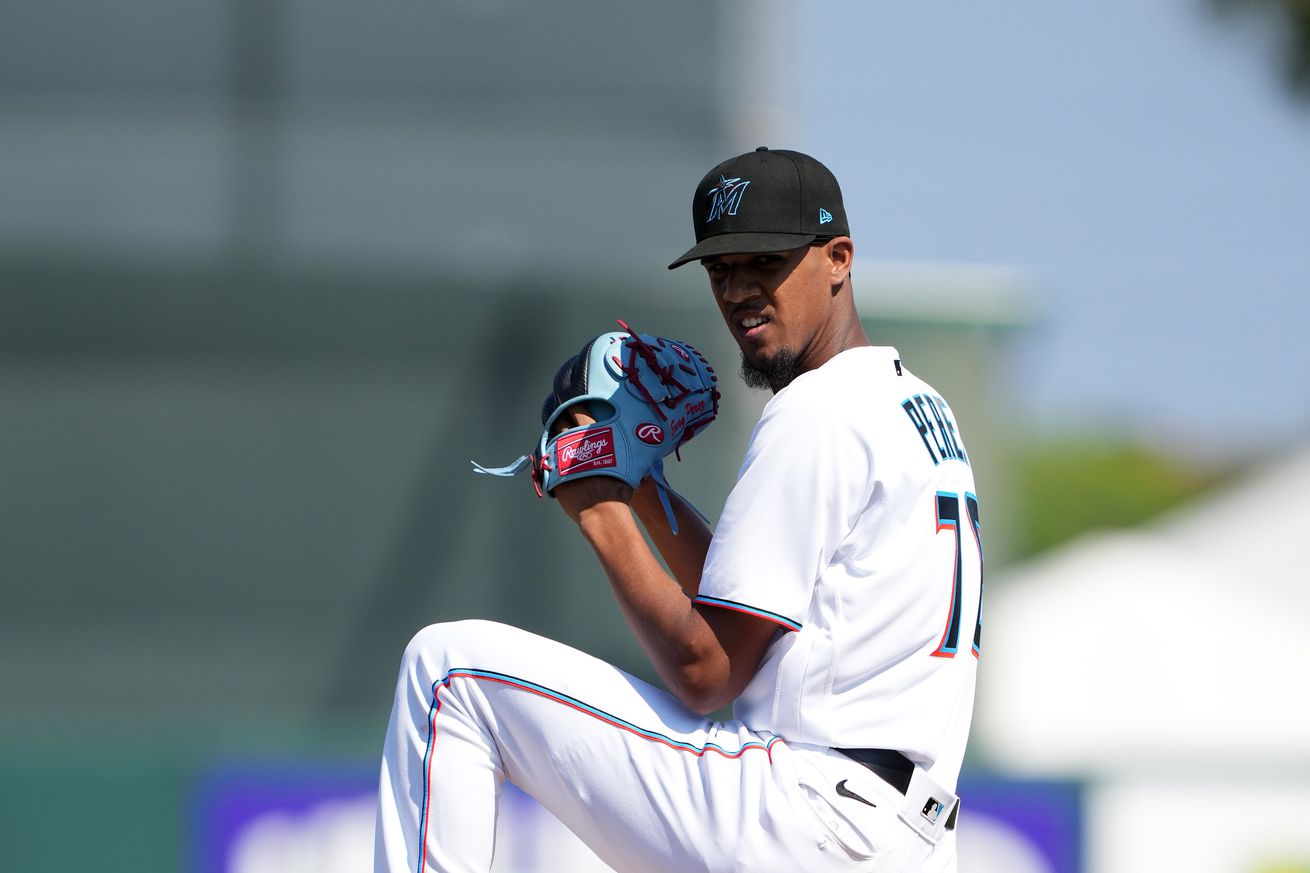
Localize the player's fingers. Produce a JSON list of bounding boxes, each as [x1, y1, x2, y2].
[[551, 404, 598, 436]]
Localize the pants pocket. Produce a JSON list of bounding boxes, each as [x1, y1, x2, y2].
[[793, 750, 910, 862]]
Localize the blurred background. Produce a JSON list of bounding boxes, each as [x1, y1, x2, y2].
[[2, 1, 1307, 871]]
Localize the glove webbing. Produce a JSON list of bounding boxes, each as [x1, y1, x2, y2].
[[614, 321, 687, 417], [614, 320, 718, 461]]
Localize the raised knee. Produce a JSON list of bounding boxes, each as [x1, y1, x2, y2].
[[401, 619, 511, 669]]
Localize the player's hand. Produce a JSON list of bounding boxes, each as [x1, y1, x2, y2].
[[550, 406, 634, 524]]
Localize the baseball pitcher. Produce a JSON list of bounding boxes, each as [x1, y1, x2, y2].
[[374, 148, 983, 872]]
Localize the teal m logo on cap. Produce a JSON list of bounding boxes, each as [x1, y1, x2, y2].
[[706, 176, 750, 223]]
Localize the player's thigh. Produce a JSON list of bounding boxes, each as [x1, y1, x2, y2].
[[404, 620, 805, 871]]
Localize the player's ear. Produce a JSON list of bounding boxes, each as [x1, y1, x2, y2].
[[825, 237, 854, 289]]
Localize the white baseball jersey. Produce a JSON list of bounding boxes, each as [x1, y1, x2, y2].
[[695, 345, 982, 790]]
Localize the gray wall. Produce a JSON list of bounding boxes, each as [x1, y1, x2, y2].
[[1, 3, 736, 870], [2, 1, 727, 270]]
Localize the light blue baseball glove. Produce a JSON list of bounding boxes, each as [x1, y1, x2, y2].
[[473, 320, 719, 533]]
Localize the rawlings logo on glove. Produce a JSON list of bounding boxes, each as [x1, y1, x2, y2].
[[634, 423, 664, 446], [556, 429, 616, 474], [472, 320, 719, 534]]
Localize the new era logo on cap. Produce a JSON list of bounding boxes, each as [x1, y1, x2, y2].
[[819, 208, 832, 225]]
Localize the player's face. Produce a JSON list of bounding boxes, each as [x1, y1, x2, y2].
[[701, 243, 843, 387]]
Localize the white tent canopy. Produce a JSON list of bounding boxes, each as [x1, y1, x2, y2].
[[974, 447, 1310, 775]]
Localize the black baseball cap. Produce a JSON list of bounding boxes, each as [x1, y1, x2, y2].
[[667, 146, 849, 270]]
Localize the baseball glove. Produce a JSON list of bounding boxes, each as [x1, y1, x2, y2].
[[472, 320, 719, 533]]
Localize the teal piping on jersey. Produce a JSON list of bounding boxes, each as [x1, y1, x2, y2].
[[417, 667, 785, 873], [692, 595, 802, 632]]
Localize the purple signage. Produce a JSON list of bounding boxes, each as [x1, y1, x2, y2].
[[955, 776, 1083, 873]]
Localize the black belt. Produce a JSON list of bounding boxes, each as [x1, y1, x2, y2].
[[836, 748, 958, 831]]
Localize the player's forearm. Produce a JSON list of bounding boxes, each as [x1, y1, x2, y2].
[[576, 502, 730, 714], [630, 482, 712, 599]]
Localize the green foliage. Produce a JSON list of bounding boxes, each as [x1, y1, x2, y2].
[[1209, 0, 1310, 99], [1011, 440, 1231, 559]]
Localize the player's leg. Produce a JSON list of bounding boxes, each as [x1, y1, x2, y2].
[[374, 619, 837, 873], [375, 621, 507, 873]]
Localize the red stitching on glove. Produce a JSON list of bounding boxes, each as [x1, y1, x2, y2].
[[618, 320, 691, 404], [532, 453, 548, 497]]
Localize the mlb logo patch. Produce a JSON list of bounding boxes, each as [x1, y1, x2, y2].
[[556, 427, 617, 476], [921, 797, 944, 824]]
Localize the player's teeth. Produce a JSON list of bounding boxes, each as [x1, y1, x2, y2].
[[741, 317, 766, 329]]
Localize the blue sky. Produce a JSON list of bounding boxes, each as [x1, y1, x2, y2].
[[778, 1, 1310, 457]]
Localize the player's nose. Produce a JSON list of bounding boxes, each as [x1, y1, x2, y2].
[[718, 270, 762, 304]]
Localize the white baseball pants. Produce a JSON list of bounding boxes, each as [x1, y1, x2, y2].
[[374, 620, 956, 873]]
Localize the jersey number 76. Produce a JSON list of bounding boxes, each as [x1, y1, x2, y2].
[[931, 491, 983, 659]]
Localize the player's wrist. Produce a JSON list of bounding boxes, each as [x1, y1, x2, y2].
[[575, 499, 637, 540], [631, 476, 663, 510]]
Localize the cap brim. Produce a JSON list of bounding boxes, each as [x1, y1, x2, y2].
[[666, 232, 817, 270]]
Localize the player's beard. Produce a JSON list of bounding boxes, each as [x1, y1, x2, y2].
[[740, 347, 801, 393]]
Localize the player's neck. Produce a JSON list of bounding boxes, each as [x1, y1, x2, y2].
[[797, 311, 871, 379]]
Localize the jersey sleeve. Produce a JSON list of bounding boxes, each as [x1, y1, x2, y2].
[[695, 382, 874, 632]]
